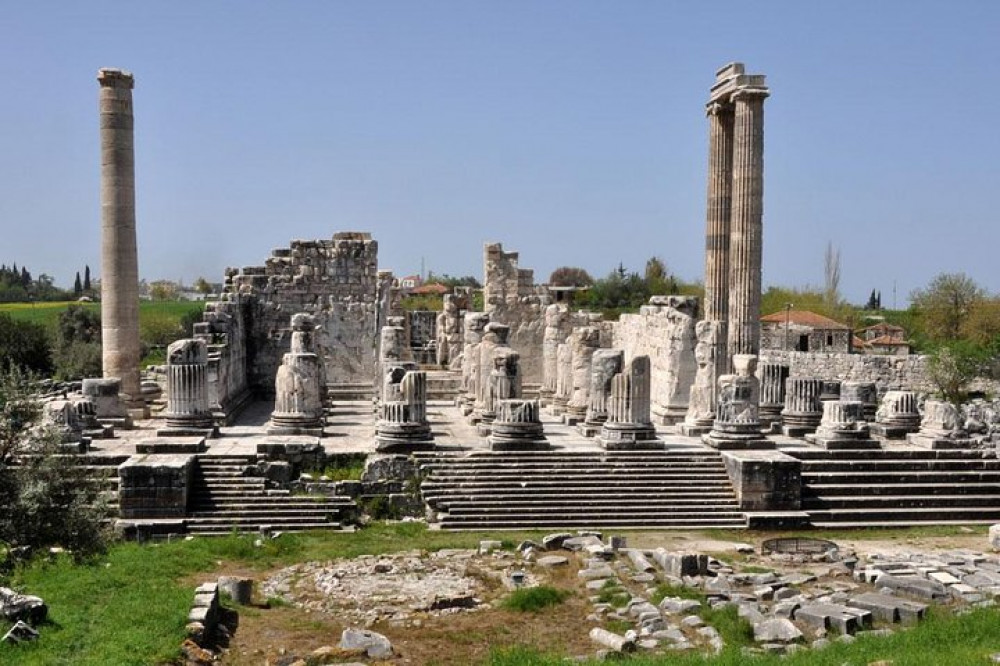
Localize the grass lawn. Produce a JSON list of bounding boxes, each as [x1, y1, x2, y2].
[[0, 300, 204, 331], [2, 524, 999, 665]]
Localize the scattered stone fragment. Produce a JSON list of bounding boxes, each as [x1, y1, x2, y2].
[[589, 627, 636, 653], [0, 587, 47, 625], [2, 621, 39, 644], [537, 555, 569, 568], [753, 618, 803, 643], [339, 628, 393, 659]]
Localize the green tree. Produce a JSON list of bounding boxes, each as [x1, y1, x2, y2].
[[925, 343, 986, 405], [193, 276, 213, 295], [52, 305, 102, 380], [910, 272, 985, 343], [548, 266, 594, 287], [73, 272, 83, 296], [83, 264, 91, 292]]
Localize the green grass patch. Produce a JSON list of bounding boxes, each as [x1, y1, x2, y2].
[[595, 579, 630, 608], [501, 586, 571, 613], [650, 582, 706, 605]]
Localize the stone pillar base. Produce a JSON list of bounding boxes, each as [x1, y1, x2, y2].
[[157, 425, 219, 439], [804, 435, 882, 450], [871, 423, 920, 440], [488, 421, 549, 451], [906, 433, 975, 450], [577, 416, 607, 438], [600, 423, 661, 451], [781, 414, 821, 439], [703, 428, 774, 450], [375, 422, 433, 452]]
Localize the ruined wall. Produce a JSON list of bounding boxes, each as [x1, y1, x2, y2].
[[193, 290, 252, 423], [612, 297, 698, 423], [759, 350, 931, 393], [482, 242, 547, 383], [226, 232, 380, 392]]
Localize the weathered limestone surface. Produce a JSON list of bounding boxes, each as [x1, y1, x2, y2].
[[842, 381, 879, 421], [704, 354, 771, 450], [552, 342, 572, 415], [581, 349, 625, 436], [872, 390, 921, 439], [781, 378, 823, 437], [541, 304, 569, 402], [566, 326, 601, 423], [681, 320, 723, 436], [81, 377, 131, 428], [437, 293, 467, 368], [460, 313, 490, 412], [489, 399, 548, 451], [376, 370, 432, 452], [601, 356, 660, 450], [191, 296, 252, 424], [760, 350, 932, 393], [474, 323, 510, 419], [269, 313, 325, 436], [806, 400, 880, 450], [613, 296, 698, 425], [160, 338, 216, 437], [907, 399, 972, 449], [757, 362, 789, 431], [98, 68, 143, 410], [227, 233, 380, 390], [118, 454, 193, 519], [721, 450, 801, 511], [479, 346, 521, 434]]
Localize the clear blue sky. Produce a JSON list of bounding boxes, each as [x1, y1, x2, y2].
[[2, 1, 998, 307]]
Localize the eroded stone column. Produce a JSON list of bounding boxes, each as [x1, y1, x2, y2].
[[159, 338, 216, 437], [757, 362, 789, 432], [703, 354, 771, 450], [565, 326, 601, 425], [842, 381, 878, 422], [580, 349, 624, 437], [459, 313, 489, 414], [489, 399, 548, 451], [269, 314, 325, 436], [473, 323, 509, 423], [376, 369, 433, 452], [871, 390, 921, 439], [681, 321, 722, 437], [781, 378, 823, 437], [479, 347, 522, 437], [540, 304, 568, 405], [704, 98, 734, 376], [551, 341, 572, 416], [98, 68, 143, 412], [601, 356, 659, 450], [806, 400, 879, 450], [727, 83, 768, 358]]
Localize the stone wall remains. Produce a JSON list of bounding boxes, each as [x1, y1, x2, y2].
[[759, 350, 931, 393]]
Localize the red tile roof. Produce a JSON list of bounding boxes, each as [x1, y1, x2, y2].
[[760, 309, 850, 330]]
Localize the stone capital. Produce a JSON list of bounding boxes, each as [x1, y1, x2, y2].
[[98, 68, 134, 89], [731, 86, 769, 103], [705, 101, 732, 117]]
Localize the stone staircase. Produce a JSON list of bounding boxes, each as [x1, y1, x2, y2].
[[790, 447, 1000, 527], [186, 454, 356, 535], [417, 448, 747, 530]]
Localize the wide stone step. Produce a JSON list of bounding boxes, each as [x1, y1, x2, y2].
[[789, 449, 988, 461], [804, 482, 1000, 496], [424, 488, 737, 499], [805, 506, 1000, 523], [436, 515, 747, 530], [420, 464, 728, 475], [186, 521, 342, 534], [444, 502, 741, 514], [799, 460, 1000, 472], [803, 495, 1000, 510], [801, 470, 1000, 484], [422, 479, 733, 492], [187, 508, 345, 520]]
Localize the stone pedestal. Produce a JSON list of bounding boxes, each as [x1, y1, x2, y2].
[[42, 400, 89, 453], [757, 362, 789, 433], [781, 378, 823, 437], [477, 346, 520, 436], [489, 399, 548, 451], [907, 399, 973, 450], [118, 454, 194, 519], [842, 381, 878, 422], [580, 349, 624, 437], [680, 321, 722, 437], [159, 338, 217, 438], [565, 326, 600, 425], [703, 355, 772, 450], [98, 68, 145, 415], [871, 390, 921, 439], [805, 400, 880, 450], [600, 356, 660, 450], [269, 314, 325, 437], [376, 370, 433, 452], [82, 377, 133, 429]]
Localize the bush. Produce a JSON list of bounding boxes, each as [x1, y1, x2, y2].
[[0, 370, 112, 563], [0, 314, 52, 374], [501, 585, 571, 612]]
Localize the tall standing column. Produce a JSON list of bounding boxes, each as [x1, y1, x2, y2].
[[98, 68, 142, 409], [704, 102, 734, 375], [727, 84, 768, 358]]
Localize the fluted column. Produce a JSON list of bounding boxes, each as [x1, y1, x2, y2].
[[727, 86, 768, 358], [98, 68, 143, 409], [376, 369, 433, 452], [581, 349, 624, 436], [758, 362, 789, 430], [781, 377, 823, 437], [705, 102, 734, 375], [601, 356, 659, 450], [872, 390, 921, 439]]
